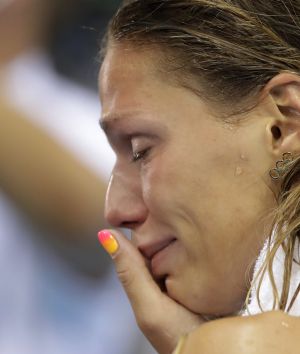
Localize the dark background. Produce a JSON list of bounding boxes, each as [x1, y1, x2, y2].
[[50, 0, 122, 90]]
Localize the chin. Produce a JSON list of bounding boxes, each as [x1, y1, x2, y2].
[[164, 276, 202, 313], [165, 277, 245, 317]]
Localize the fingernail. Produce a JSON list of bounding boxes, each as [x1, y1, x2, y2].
[[98, 230, 119, 255]]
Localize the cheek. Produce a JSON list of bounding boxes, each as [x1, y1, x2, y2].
[[141, 158, 170, 211], [140, 152, 189, 212], [140, 147, 213, 233]]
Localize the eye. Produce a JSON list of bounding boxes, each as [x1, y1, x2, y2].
[[131, 147, 151, 163]]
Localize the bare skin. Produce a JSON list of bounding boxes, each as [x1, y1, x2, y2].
[[99, 43, 300, 353], [180, 311, 300, 354]]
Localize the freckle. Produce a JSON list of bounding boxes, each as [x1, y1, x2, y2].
[[235, 166, 243, 176], [281, 321, 289, 328]]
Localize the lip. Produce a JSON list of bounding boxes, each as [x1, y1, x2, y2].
[[151, 239, 177, 279], [138, 236, 176, 260]]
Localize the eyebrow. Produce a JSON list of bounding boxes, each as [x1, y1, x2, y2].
[[100, 112, 167, 142], [100, 112, 133, 131], [99, 117, 115, 135], [99, 111, 147, 135]]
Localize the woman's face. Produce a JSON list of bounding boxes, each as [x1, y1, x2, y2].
[[99, 44, 276, 316]]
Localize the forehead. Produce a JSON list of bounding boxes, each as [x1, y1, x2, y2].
[[98, 42, 218, 135], [99, 43, 160, 97], [99, 43, 176, 128]]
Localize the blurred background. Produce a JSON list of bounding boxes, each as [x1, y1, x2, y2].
[[0, 1, 155, 353]]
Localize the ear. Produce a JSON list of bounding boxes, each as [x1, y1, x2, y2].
[[264, 73, 300, 158]]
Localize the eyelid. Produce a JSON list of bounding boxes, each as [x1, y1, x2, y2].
[[131, 147, 151, 163], [108, 132, 157, 162], [130, 135, 155, 164], [131, 135, 153, 151]]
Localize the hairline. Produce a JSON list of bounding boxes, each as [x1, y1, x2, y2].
[[104, 36, 261, 121]]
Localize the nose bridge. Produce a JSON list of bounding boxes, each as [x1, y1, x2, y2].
[[105, 166, 147, 227]]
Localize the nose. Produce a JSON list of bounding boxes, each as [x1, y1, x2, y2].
[[105, 168, 148, 229]]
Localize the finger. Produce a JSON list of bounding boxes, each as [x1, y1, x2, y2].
[[98, 229, 204, 354], [97, 229, 163, 317]]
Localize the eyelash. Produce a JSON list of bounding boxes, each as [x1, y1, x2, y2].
[[131, 147, 151, 163]]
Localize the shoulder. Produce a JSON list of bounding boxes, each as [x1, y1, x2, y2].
[[181, 311, 300, 354]]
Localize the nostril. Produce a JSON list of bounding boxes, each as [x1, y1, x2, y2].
[[121, 221, 141, 229]]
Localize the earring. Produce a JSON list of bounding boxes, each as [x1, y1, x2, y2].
[[269, 152, 294, 180]]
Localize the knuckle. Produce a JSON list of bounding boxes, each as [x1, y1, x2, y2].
[[116, 266, 135, 289]]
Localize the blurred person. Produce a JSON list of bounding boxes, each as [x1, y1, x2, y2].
[[0, 0, 154, 353]]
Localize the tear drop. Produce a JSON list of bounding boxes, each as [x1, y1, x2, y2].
[[235, 166, 243, 176]]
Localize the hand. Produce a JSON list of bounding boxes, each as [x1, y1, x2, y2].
[[98, 230, 204, 354]]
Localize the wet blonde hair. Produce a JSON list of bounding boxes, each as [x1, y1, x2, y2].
[[104, 0, 300, 312], [247, 156, 300, 312]]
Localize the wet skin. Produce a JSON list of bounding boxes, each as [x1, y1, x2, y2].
[[99, 44, 276, 316]]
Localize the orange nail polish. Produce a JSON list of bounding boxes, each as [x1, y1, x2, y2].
[[98, 230, 119, 255]]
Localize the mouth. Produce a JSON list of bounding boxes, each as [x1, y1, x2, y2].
[[138, 237, 177, 260], [151, 239, 176, 273], [137, 236, 177, 285]]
